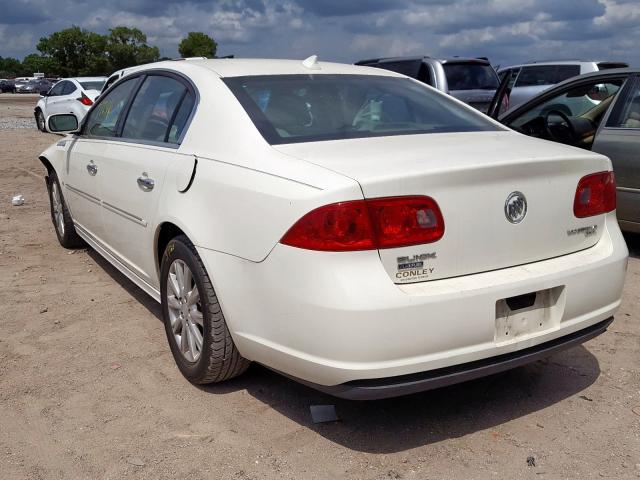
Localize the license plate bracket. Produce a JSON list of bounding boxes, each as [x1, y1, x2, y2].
[[495, 286, 565, 343]]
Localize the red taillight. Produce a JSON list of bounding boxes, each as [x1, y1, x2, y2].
[[280, 196, 444, 251], [77, 93, 93, 106], [573, 171, 616, 218]]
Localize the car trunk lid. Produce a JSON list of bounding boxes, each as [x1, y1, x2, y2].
[[275, 131, 610, 283]]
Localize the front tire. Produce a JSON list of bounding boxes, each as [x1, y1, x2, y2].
[[35, 109, 45, 132], [160, 235, 250, 384], [47, 172, 85, 248]]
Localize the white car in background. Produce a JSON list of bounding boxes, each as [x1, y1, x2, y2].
[[39, 58, 627, 400], [35, 77, 107, 132]]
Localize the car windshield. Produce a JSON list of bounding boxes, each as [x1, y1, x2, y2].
[[79, 80, 106, 91], [443, 63, 499, 90], [224, 74, 500, 145]]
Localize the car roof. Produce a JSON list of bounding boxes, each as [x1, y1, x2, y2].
[[552, 67, 640, 81], [498, 60, 628, 71], [356, 55, 491, 66], [69, 77, 108, 81], [122, 58, 406, 79]]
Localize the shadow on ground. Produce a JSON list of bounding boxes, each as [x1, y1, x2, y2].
[[88, 246, 602, 454]]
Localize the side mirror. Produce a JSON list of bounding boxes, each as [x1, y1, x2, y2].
[[47, 114, 80, 134]]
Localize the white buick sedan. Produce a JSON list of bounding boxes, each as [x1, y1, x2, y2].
[[41, 58, 628, 399]]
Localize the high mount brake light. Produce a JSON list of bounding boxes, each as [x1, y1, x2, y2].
[[574, 171, 616, 218], [280, 196, 444, 251]]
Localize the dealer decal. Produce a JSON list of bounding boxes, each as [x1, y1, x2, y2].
[[395, 267, 435, 280], [395, 253, 437, 281]]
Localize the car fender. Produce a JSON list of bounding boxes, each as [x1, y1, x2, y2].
[[38, 136, 76, 178]]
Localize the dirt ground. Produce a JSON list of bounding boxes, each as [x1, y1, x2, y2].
[[0, 93, 639, 480]]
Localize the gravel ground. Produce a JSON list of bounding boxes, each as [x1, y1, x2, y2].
[[0, 93, 38, 129], [0, 95, 639, 480]]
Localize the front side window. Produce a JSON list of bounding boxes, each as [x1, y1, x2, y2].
[[121, 75, 189, 143], [443, 63, 499, 90], [48, 81, 65, 96], [62, 82, 77, 95], [224, 74, 501, 145], [510, 80, 623, 130], [84, 78, 139, 137], [606, 77, 640, 129]]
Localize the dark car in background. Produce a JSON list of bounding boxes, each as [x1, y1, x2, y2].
[[35, 78, 57, 95], [355, 56, 500, 113], [0, 79, 16, 93]]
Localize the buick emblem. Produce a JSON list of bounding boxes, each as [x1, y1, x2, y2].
[[504, 191, 527, 224]]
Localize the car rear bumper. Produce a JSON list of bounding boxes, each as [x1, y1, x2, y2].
[[197, 213, 628, 392], [282, 317, 613, 400]]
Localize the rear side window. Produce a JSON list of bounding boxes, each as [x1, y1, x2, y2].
[[515, 65, 580, 87], [121, 75, 190, 144], [79, 80, 106, 91], [375, 60, 423, 79], [84, 78, 139, 137], [443, 63, 499, 90], [167, 92, 195, 143]]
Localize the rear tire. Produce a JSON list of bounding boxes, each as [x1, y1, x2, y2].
[[47, 171, 85, 248], [160, 235, 250, 384]]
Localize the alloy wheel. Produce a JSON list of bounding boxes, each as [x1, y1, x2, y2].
[[166, 259, 204, 362], [51, 181, 65, 236]]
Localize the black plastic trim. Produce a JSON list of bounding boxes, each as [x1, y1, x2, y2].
[[289, 317, 614, 401]]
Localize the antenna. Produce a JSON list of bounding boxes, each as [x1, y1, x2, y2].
[[302, 55, 321, 70]]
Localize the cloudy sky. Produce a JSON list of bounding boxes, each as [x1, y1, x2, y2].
[[1, 0, 639, 68]]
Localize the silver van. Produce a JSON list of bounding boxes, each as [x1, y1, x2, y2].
[[355, 56, 500, 113]]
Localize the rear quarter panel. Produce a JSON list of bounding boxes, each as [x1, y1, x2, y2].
[[153, 65, 362, 263]]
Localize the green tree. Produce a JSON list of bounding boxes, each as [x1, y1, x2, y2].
[[21, 54, 59, 76], [105, 26, 160, 71], [178, 32, 217, 58], [37, 26, 109, 76], [0, 56, 23, 77]]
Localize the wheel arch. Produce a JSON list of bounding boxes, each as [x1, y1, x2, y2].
[[155, 221, 188, 278], [38, 155, 54, 177]]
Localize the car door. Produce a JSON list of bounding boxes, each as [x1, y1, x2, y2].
[[58, 81, 79, 114], [96, 73, 197, 286], [63, 77, 142, 243], [43, 81, 66, 116], [592, 75, 640, 231], [495, 74, 626, 149]]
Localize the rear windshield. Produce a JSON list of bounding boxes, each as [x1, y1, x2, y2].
[[443, 63, 499, 90], [515, 65, 581, 87], [224, 74, 500, 145], [79, 80, 106, 91]]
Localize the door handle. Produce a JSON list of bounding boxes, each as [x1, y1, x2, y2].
[[137, 175, 155, 192], [86, 162, 97, 176]]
